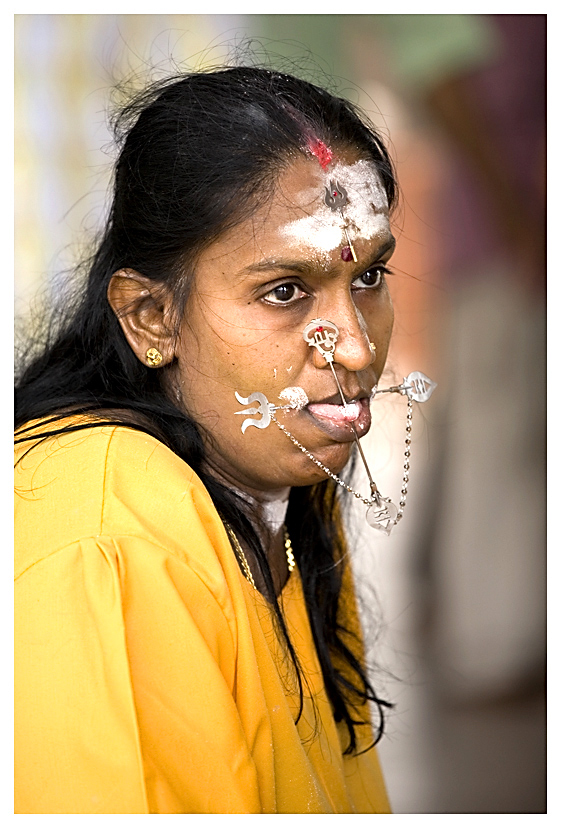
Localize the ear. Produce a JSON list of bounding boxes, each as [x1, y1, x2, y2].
[[107, 270, 177, 367]]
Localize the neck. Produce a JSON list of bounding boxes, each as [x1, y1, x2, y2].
[[204, 464, 293, 596], [204, 459, 290, 532], [230, 484, 290, 535]]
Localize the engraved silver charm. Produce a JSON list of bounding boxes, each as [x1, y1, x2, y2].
[[234, 391, 275, 433], [376, 371, 437, 403], [366, 494, 399, 535], [303, 319, 340, 363], [324, 180, 349, 211], [324, 180, 358, 262], [403, 371, 437, 402]]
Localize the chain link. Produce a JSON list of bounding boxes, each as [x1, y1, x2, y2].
[[224, 522, 295, 590], [395, 396, 413, 523], [270, 398, 414, 523], [271, 413, 378, 506]]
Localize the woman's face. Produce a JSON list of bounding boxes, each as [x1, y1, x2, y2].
[[173, 152, 395, 498]]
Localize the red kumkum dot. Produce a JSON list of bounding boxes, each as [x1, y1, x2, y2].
[[307, 138, 333, 170], [341, 246, 353, 262]]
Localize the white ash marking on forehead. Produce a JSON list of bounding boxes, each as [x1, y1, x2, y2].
[[279, 160, 389, 259]]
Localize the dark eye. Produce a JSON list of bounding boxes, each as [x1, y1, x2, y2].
[[262, 283, 308, 305], [352, 266, 389, 290]]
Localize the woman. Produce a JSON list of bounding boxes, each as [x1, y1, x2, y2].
[[15, 67, 398, 813]]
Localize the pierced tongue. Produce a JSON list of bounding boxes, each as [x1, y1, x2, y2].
[[308, 401, 360, 423]]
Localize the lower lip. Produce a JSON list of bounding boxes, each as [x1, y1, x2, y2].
[[304, 398, 372, 441]]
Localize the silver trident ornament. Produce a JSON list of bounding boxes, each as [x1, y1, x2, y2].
[[234, 391, 276, 433], [324, 180, 358, 263], [234, 389, 308, 433], [303, 319, 340, 363]]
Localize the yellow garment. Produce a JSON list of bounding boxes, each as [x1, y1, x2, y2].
[[15, 423, 391, 814]]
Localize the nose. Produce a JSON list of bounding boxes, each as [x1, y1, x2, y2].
[[310, 300, 374, 373]]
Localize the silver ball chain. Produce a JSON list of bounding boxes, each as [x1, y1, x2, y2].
[[395, 396, 413, 523], [270, 404, 414, 519], [270, 412, 376, 505]]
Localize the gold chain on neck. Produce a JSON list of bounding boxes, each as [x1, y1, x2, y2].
[[224, 523, 294, 591]]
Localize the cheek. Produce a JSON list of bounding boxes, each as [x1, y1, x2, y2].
[[360, 288, 394, 346], [179, 329, 301, 417], [383, 297, 395, 340]]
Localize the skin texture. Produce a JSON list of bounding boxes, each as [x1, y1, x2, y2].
[[109, 152, 395, 591]]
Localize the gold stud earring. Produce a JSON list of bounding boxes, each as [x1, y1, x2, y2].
[[146, 347, 163, 367]]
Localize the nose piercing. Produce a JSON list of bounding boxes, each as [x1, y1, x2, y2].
[[369, 341, 377, 356], [303, 318, 350, 411], [303, 319, 339, 363]]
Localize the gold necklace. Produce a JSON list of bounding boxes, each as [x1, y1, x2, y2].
[[224, 523, 295, 591]]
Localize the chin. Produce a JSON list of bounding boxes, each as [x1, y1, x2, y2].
[[290, 442, 353, 488]]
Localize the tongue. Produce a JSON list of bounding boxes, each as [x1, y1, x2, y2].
[[308, 401, 360, 423]]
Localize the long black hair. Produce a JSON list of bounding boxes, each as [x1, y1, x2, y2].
[[15, 66, 396, 754]]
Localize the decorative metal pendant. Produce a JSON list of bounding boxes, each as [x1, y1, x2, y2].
[[376, 371, 437, 403], [234, 391, 274, 433], [324, 180, 349, 211], [303, 318, 339, 363], [366, 494, 399, 535], [324, 179, 358, 262], [403, 371, 437, 402]]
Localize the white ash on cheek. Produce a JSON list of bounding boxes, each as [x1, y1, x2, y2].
[[279, 386, 309, 410]]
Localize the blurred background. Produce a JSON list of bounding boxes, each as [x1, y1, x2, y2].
[[14, 14, 546, 814]]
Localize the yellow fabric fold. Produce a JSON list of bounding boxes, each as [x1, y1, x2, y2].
[[15, 422, 391, 814]]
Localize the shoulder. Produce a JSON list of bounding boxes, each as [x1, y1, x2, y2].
[[15, 420, 226, 581]]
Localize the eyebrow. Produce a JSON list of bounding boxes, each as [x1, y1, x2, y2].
[[242, 236, 396, 277]]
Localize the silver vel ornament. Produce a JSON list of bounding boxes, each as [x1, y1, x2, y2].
[[376, 371, 437, 403], [366, 494, 399, 536], [302, 316, 400, 535]]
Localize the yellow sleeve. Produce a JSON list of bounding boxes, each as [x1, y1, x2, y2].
[[15, 534, 262, 814]]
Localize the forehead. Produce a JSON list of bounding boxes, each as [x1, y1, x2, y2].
[[275, 155, 388, 212], [195, 154, 391, 273], [269, 154, 387, 220], [275, 156, 389, 257]]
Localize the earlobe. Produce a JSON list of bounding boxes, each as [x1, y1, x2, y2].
[[107, 270, 176, 367]]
